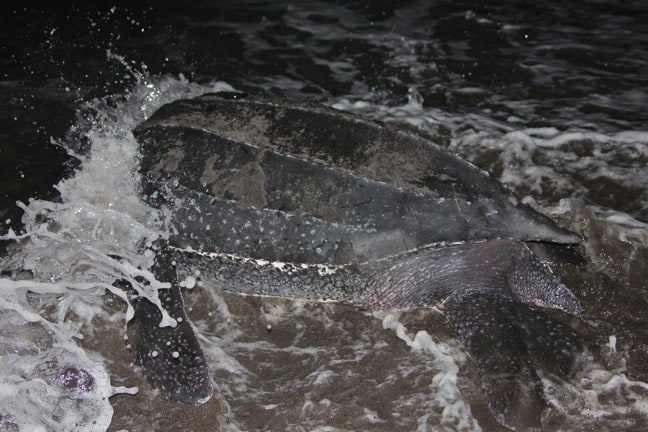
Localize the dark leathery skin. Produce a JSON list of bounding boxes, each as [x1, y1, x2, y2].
[[128, 93, 585, 430]]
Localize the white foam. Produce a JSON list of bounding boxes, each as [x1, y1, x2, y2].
[[0, 70, 235, 430], [180, 275, 196, 289], [540, 353, 648, 430], [605, 335, 617, 353], [0, 310, 119, 432], [378, 311, 481, 431]]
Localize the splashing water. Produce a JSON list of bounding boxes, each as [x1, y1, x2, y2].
[[0, 71, 233, 431]]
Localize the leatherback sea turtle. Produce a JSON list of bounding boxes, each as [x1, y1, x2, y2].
[[130, 92, 584, 429]]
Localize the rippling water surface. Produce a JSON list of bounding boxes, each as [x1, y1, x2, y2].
[[1, 2, 647, 431]]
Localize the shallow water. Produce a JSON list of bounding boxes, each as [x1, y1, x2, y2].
[[1, 2, 647, 431]]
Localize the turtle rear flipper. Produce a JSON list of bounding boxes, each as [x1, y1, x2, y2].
[[131, 251, 213, 405], [443, 290, 584, 429]]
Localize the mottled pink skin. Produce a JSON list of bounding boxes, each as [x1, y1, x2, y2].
[[354, 239, 580, 315]]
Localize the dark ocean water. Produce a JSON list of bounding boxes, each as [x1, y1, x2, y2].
[[1, 2, 647, 431]]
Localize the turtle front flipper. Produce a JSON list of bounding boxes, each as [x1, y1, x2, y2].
[[443, 289, 584, 430], [131, 250, 213, 405]]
